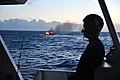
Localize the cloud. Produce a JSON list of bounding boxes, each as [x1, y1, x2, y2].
[[0, 19, 119, 32], [0, 18, 60, 31]]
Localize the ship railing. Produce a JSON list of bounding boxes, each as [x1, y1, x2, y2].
[[0, 35, 24, 80]]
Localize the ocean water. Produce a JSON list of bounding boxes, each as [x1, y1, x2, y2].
[[0, 31, 114, 79]]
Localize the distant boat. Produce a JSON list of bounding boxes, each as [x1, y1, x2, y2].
[[44, 28, 55, 35], [44, 31, 55, 35]]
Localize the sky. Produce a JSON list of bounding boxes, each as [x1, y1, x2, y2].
[[0, 0, 120, 31]]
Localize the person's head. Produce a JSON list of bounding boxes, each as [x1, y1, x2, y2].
[[81, 14, 104, 39]]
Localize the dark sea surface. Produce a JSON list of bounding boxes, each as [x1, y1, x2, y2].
[[0, 31, 115, 80]]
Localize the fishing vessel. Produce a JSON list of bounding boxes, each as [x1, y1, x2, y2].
[[44, 31, 55, 35], [0, 0, 120, 80], [44, 29, 55, 35]]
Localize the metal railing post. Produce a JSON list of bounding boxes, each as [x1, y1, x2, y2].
[[98, 0, 120, 60]]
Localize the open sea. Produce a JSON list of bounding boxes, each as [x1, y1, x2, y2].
[[0, 30, 115, 80]]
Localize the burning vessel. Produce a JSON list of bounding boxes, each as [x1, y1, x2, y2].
[[44, 28, 55, 35]]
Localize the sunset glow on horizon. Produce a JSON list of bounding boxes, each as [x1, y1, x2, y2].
[[0, 0, 120, 31]]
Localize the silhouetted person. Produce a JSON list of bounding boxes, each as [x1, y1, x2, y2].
[[68, 14, 105, 80]]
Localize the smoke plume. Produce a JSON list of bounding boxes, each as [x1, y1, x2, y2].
[[55, 22, 82, 33]]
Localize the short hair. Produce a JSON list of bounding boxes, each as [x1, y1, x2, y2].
[[83, 14, 104, 32]]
